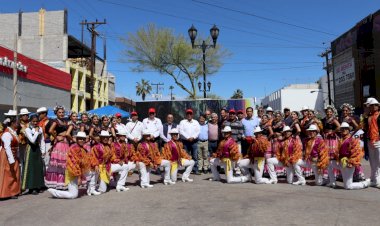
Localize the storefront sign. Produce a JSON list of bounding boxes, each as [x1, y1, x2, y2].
[[0, 56, 28, 73], [334, 58, 355, 85]]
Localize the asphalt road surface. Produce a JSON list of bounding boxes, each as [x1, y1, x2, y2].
[[1, 161, 379, 226]]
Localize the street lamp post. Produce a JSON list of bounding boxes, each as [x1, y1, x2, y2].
[[188, 24, 219, 98]]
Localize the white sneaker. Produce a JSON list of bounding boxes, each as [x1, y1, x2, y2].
[[362, 179, 371, 188], [88, 189, 101, 196], [268, 179, 278, 184], [141, 184, 154, 188], [292, 180, 306, 186], [47, 188, 57, 197], [241, 176, 249, 183], [116, 185, 130, 192], [164, 180, 176, 185], [182, 177, 193, 182]]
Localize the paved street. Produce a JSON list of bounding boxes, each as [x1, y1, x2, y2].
[[1, 161, 379, 226]]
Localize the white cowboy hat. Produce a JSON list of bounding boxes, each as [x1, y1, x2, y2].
[[99, 130, 111, 137], [19, 108, 31, 115], [266, 107, 273, 112], [282, 126, 292, 132], [301, 106, 309, 111], [365, 98, 380, 106], [4, 109, 17, 116], [36, 107, 48, 113], [221, 126, 232, 133], [306, 124, 318, 131], [168, 128, 179, 134], [116, 129, 128, 136], [354, 129, 364, 137], [142, 129, 151, 136], [75, 131, 87, 138], [253, 126, 263, 134], [340, 122, 350, 129]]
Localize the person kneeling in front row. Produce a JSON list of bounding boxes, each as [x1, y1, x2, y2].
[[209, 126, 249, 183], [162, 128, 195, 183]]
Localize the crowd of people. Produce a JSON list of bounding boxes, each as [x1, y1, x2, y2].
[[1, 97, 380, 200]]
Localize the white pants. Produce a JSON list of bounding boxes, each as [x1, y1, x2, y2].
[[368, 141, 380, 185], [49, 178, 79, 199], [329, 160, 367, 190], [266, 157, 295, 184], [99, 163, 129, 193], [88, 171, 97, 191], [210, 158, 246, 183], [238, 158, 270, 184], [294, 159, 323, 185], [170, 159, 195, 182], [138, 160, 171, 186]]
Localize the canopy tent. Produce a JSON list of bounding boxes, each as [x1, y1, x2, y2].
[[87, 106, 130, 118]]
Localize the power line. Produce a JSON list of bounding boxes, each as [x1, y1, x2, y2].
[[192, 0, 337, 36]]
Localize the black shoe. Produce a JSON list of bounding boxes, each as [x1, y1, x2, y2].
[[32, 190, 39, 195], [203, 169, 208, 174], [195, 171, 202, 175]]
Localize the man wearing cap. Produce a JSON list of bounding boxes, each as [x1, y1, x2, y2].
[[136, 129, 173, 188], [283, 107, 293, 127], [266, 126, 303, 184], [37, 107, 51, 167], [179, 109, 201, 174], [238, 126, 271, 184], [143, 108, 163, 144], [363, 97, 380, 188], [115, 112, 127, 134], [237, 110, 244, 122], [48, 132, 92, 199], [160, 114, 177, 144], [162, 128, 195, 183], [241, 107, 260, 157], [0, 110, 21, 199], [328, 122, 370, 189], [126, 111, 144, 148], [293, 125, 329, 186], [209, 126, 248, 183], [18, 108, 30, 180]]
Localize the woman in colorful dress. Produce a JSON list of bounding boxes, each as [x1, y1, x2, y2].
[[0, 111, 20, 199], [89, 114, 101, 146], [161, 128, 195, 183], [46, 106, 70, 190], [136, 130, 172, 188], [209, 126, 249, 183], [290, 111, 302, 137], [47, 132, 91, 199], [22, 115, 45, 195], [322, 105, 341, 181], [300, 106, 311, 140], [271, 111, 286, 176], [66, 112, 80, 145], [80, 112, 92, 151], [110, 116, 118, 141], [328, 122, 370, 189], [339, 103, 365, 181]]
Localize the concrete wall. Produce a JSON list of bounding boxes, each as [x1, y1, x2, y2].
[[0, 72, 70, 119]]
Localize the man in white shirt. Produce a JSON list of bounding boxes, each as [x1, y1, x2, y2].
[[179, 109, 201, 174], [142, 108, 163, 143], [115, 112, 128, 133], [126, 111, 144, 148]]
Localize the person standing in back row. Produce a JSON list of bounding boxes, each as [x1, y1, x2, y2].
[[241, 107, 259, 157], [143, 108, 163, 144], [197, 114, 209, 174], [179, 109, 200, 174]]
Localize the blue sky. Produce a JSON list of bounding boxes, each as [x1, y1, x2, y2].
[[3, 0, 379, 101]]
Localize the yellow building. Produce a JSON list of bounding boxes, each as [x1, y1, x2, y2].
[[67, 59, 109, 113]]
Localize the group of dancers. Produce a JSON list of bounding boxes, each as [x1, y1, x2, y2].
[[1, 96, 380, 200]]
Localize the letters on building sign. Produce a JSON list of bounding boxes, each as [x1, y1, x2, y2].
[[0, 56, 28, 73]]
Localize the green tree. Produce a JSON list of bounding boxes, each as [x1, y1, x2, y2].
[[136, 79, 152, 101], [121, 24, 229, 99], [231, 89, 244, 99]]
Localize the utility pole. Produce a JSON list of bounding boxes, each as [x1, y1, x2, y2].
[[321, 48, 332, 105], [13, 34, 18, 111], [151, 82, 164, 100], [169, 85, 174, 100], [80, 19, 106, 110]]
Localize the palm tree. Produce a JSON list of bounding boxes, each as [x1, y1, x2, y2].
[[136, 79, 152, 101], [231, 89, 244, 99]]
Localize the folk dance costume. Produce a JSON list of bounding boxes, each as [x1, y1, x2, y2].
[[209, 126, 249, 183], [294, 125, 329, 186], [267, 126, 303, 184], [328, 123, 370, 189], [363, 98, 380, 188], [37, 107, 51, 167], [161, 128, 195, 183], [18, 108, 31, 181], [48, 132, 91, 199], [136, 130, 172, 188], [112, 129, 138, 191], [0, 120, 21, 199], [22, 124, 46, 193], [238, 127, 271, 184]]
